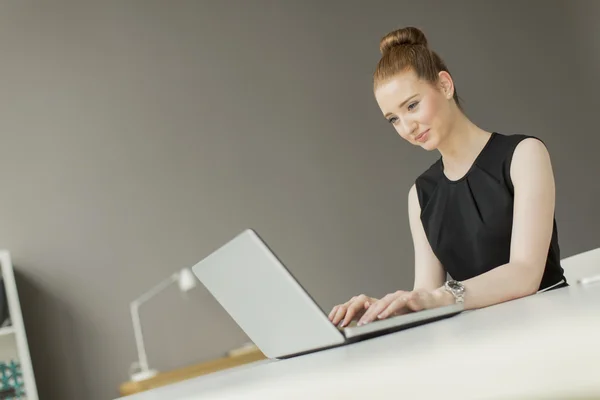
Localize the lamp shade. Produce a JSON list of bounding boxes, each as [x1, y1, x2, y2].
[[177, 268, 198, 292]]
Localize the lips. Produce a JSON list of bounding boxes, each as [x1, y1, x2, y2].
[[415, 129, 430, 142]]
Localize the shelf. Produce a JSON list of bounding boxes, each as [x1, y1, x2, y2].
[[0, 250, 37, 399], [0, 326, 14, 337]]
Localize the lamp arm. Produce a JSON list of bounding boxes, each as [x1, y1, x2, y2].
[[133, 273, 179, 307], [130, 273, 179, 373]]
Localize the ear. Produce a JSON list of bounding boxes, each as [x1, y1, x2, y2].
[[437, 71, 454, 100]]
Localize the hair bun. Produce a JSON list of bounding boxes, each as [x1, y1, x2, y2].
[[379, 26, 428, 55]]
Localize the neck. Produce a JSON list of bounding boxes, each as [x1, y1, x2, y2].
[[437, 111, 491, 169]]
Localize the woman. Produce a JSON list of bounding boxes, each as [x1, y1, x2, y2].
[[329, 26, 567, 328]]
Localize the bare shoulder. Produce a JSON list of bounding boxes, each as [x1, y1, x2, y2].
[[512, 138, 551, 166], [511, 137, 555, 186], [408, 183, 417, 198], [408, 183, 419, 206], [512, 137, 553, 171], [407, 183, 420, 215]]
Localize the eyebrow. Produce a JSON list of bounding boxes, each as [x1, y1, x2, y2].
[[383, 94, 419, 118]]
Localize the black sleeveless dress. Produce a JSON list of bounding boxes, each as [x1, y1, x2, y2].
[[415, 132, 566, 291]]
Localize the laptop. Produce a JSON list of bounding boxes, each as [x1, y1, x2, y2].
[[191, 228, 463, 359]]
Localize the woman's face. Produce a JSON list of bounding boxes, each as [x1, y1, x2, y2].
[[374, 69, 455, 151]]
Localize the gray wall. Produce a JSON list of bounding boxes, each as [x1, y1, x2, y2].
[[0, 1, 597, 399]]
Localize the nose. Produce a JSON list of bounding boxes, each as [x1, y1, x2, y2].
[[399, 117, 417, 138]]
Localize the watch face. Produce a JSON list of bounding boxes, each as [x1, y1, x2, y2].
[[447, 280, 465, 294]]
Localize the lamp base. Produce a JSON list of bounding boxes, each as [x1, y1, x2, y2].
[[130, 369, 159, 382]]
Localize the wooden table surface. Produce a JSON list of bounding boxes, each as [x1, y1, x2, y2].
[[119, 347, 266, 397]]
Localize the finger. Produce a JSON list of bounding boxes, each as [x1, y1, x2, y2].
[[358, 295, 396, 325], [337, 294, 367, 325], [330, 295, 358, 323], [328, 305, 339, 321], [364, 295, 379, 309], [331, 305, 347, 326], [332, 294, 366, 325], [360, 291, 407, 325], [378, 296, 410, 320], [359, 297, 392, 325], [341, 299, 368, 327]]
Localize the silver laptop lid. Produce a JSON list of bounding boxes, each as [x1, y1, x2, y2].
[[191, 229, 345, 358]]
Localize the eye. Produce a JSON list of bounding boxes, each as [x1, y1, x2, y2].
[[408, 101, 419, 111], [388, 116, 398, 124]]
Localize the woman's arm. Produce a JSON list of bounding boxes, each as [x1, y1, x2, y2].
[[408, 184, 446, 291], [358, 138, 556, 324], [331, 184, 446, 327], [355, 184, 446, 325], [449, 138, 556, 309]]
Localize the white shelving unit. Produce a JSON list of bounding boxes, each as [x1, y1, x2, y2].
[[0, 251, 38, 400], [0, 327, 15, 337]]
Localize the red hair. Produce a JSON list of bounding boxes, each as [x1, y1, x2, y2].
[[373, 26, 461, 109]]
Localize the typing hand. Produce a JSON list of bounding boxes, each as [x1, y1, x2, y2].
[[328, 294, 379, 328], [357, 289, 452, 326]]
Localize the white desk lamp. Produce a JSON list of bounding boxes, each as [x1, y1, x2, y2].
[[129, 268, 198, 382]]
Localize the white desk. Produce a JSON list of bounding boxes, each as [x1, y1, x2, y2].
[[118, 283, 600, 400]]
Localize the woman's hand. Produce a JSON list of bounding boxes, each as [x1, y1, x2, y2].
[[357, 288, 454, 326], [328, 294, 379, 328]]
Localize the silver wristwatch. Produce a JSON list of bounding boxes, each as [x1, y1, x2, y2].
[[444, 280, 465, 303]]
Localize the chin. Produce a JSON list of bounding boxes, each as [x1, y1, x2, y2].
[[419, 143, 437, 151], [417, 137, 439, 151]]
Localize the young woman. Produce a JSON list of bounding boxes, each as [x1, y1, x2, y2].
[[329, 26, 567, 328]]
